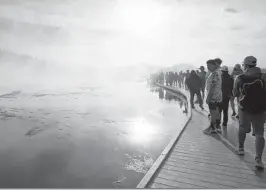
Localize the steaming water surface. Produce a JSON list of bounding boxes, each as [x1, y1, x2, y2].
[[0, 0, 189, 188], [0, 82, 188, 188]]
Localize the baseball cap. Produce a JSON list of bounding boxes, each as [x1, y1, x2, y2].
[[243, 56, 257, 66], [221, 66, 229, 72]]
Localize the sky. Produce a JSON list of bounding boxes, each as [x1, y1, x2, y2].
[[0, 0, 266, 69]]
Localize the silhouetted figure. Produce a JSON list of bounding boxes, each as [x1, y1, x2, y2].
[[230, 64, 244, 117], [169, 72, 174, 86], [196, 70, 200, 75], [184, 70, 190, 90], [159, 71, 165, 84], [217, 66, 234, 127], [198, 66, 207, 99], [159, 88, 164, 99], [174, 72, 178, 86], [165, 72, 169, 86], [178, 71, 182, 88], [186, 70, 204, 109]]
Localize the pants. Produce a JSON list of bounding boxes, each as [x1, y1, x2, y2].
[[201, 85, 205, 100], [169, 80, 173, 86], [217, 97, 230, 125], [190, 90, 203, 107], [238, 109, 265, 159], [230, 97, 236, 113], [208, 102, 221, 127], [178, 80, 181, 88]]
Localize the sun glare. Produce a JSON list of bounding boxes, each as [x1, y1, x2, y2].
[[129, 118, 157, 144], [116, 0, 167, 36]]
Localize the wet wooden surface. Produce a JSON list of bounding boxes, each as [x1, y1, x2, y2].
[[148, 110, 266, 188]]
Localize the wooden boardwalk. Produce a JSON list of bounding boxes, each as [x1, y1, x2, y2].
[[147, 110, 266, 188]]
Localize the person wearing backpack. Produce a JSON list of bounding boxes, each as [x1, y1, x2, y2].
[[233, 56, 266, 169]]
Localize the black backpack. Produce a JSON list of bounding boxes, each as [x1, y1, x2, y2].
[[239, 73, 266, 114]]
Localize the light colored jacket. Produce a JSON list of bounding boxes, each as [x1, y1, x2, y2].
[[206, 68, 222, 103]]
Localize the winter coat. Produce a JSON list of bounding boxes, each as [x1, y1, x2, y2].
[[221, 72, 234, 99]]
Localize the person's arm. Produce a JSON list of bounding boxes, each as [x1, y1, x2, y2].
[[206, 72, 216, 103], [261, 73, 266, 90], [229, 76, 234, 97]]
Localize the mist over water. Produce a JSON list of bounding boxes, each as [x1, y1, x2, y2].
[[0, 0, 190, 188]]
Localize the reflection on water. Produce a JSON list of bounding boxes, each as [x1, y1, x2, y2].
[[129, 118, 157, 144], [159, 88, 164, 99], [0, 82, 189, 188], [149, 84, 188, 115]]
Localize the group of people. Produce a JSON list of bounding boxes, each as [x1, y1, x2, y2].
[[186, 56, 266, 170], [150, 56, 266, 169], [150, 70, 190, 88]]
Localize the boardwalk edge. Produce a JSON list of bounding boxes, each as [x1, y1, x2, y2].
[[136, 84, 192, 188]]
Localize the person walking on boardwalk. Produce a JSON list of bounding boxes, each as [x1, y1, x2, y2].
[[233, 56, 266, 169], [169, 71, 174, 86], [205, 58, 222, 81], [178, 71, 182, 88], [198, 66, 207, 100], [203, 59, 223, 134], [174, 72, 178, 86], [186, 70, 204, 110], [165, 72, 169, 86], [231, 64, 244, 117], [184, 70, 190, 90], [196, 70, 200, 75], [181, 72, 186, 88], [217, 66, 234, 127]]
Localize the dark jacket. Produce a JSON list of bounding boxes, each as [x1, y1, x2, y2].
[[221, 72, 234, 99], [186, 71, 202, 92], [231, 68, 243, 80], [198, 71, 207, 87]]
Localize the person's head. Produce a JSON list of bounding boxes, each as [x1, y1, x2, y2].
[[234, 64, 241, 70], [196, 70, 200, 74], [190, 70, 196, 76], [199, 66, 205, 71], [221, 66, 229, 73], [206, 59, 218, 72], [242, 56, 257, 71], [214, 58, 222, 67], [186, 70, 189, 73]]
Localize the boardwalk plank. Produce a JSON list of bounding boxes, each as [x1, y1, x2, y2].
[[160, 168, 258, 188], [164, 161, 266, 185], [154, 176, 206, 189], [150, 182, 176, 189], [147, 109, 266, 188], [157, 173, 230, 189]]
